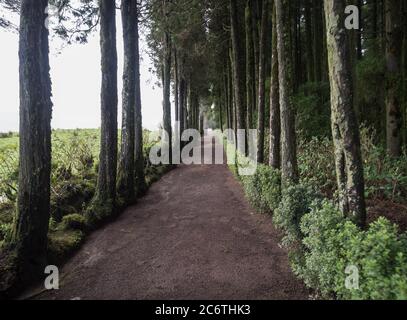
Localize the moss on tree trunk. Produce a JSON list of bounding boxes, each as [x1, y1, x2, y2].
[[324, 0, 367, 227]]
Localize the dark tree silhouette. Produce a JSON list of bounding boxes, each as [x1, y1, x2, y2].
[[12, 0, 53, 283]]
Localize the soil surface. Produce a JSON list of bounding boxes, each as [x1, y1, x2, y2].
[[30, 135, 309, 300]]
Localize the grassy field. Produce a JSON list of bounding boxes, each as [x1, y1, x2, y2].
[[0, 129, 167, 261]]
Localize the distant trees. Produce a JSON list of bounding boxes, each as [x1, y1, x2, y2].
[[12, 0, 53, 282]]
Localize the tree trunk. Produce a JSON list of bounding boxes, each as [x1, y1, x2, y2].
[[257, 0, 269, 163], [356, 0, 363, 60], [134, 4, 146, 194], [230, 0, 247, 153], [179, 76, 186, 141], [313, 0, 323, 82], [275, 0, 299, 185], [252, 0, 260, 109], [269, 2, 281, 169], [12, 0, 53, 282], [305, 0, 314, 82], [92, 0, 118, 216], [245, 0, 255, 129], [163, 29, 172, 163], [385, 0, 402, 157], [117, 0, 136, 203], [324, 0, 367, 227], [174, 49, 179, 123]]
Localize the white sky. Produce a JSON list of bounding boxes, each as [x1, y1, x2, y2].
[[0, 10, 166, 132]]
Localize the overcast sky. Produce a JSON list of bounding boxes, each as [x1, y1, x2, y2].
[[0, 10, 165, 132]]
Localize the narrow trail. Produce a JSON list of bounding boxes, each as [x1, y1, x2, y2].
[[33, 135, 309, 300]]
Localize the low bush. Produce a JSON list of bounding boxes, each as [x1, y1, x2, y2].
[[273, 183, 322, 248], [299, 201, 407, 300], [240, 164, 281, 214]]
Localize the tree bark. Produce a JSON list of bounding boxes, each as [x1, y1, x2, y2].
[[92, 0, 118, 214], [117, 0, 136, 203], [269, 2, 281, 169], [257, 0, 269, 163], [313, 0, 323, 82], [163, 29, 172, 162], [134, 4, 146, 194], [230, 0, 247, 153], [385, 0, 402, 157], [275, 0, 299, 185], [245, 0, 255, 129], [305, 0, 314, 82], [252, 0, 260, 109], [12, 0, 53, 282], [324, 0, 367, 227]]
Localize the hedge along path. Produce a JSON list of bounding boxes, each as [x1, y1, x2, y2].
[[28, 134, 308, 300]]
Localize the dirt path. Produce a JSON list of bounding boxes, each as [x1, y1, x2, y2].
[[32, 135, 309, 300]]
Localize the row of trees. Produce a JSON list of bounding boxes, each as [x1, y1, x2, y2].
[[2, 0, 407, 289], [145, 0, 406, 229], [1, 0, 147, 286]]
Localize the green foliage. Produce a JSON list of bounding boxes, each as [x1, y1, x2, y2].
[[0, 223, 12, 247], [0, 129, 169, 266], [360, 127, 407, 201], [297, 201, 345, 296], [240, 164, 281, 214], [298, 137, 336, 196], [0, 143, 18, 203], [356, 52, 386, 135], [61, 214, 87, 232], [296, 126, 407, 202], [298, 201, 407, 300], [294, 82, 331, 139], [234, 156, 407, 300], [273, 184, 322, 248]]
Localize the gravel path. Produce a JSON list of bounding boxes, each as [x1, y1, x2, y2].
[[33, 135, 309, 300]]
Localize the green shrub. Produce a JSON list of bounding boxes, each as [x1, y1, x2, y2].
[[336, 218, 407, 300], [296, 126, 407, 202], [297, 137, 336, 196], [298, 201, 345, 296], [61, 214, 87, 232], [240, 164, 281, 213], [360, 126, 407, 201], [299, 201, 407, 300], [273, 183, 322, 248]]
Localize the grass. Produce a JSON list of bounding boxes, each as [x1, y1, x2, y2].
[[0, 128, 169, 262]]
